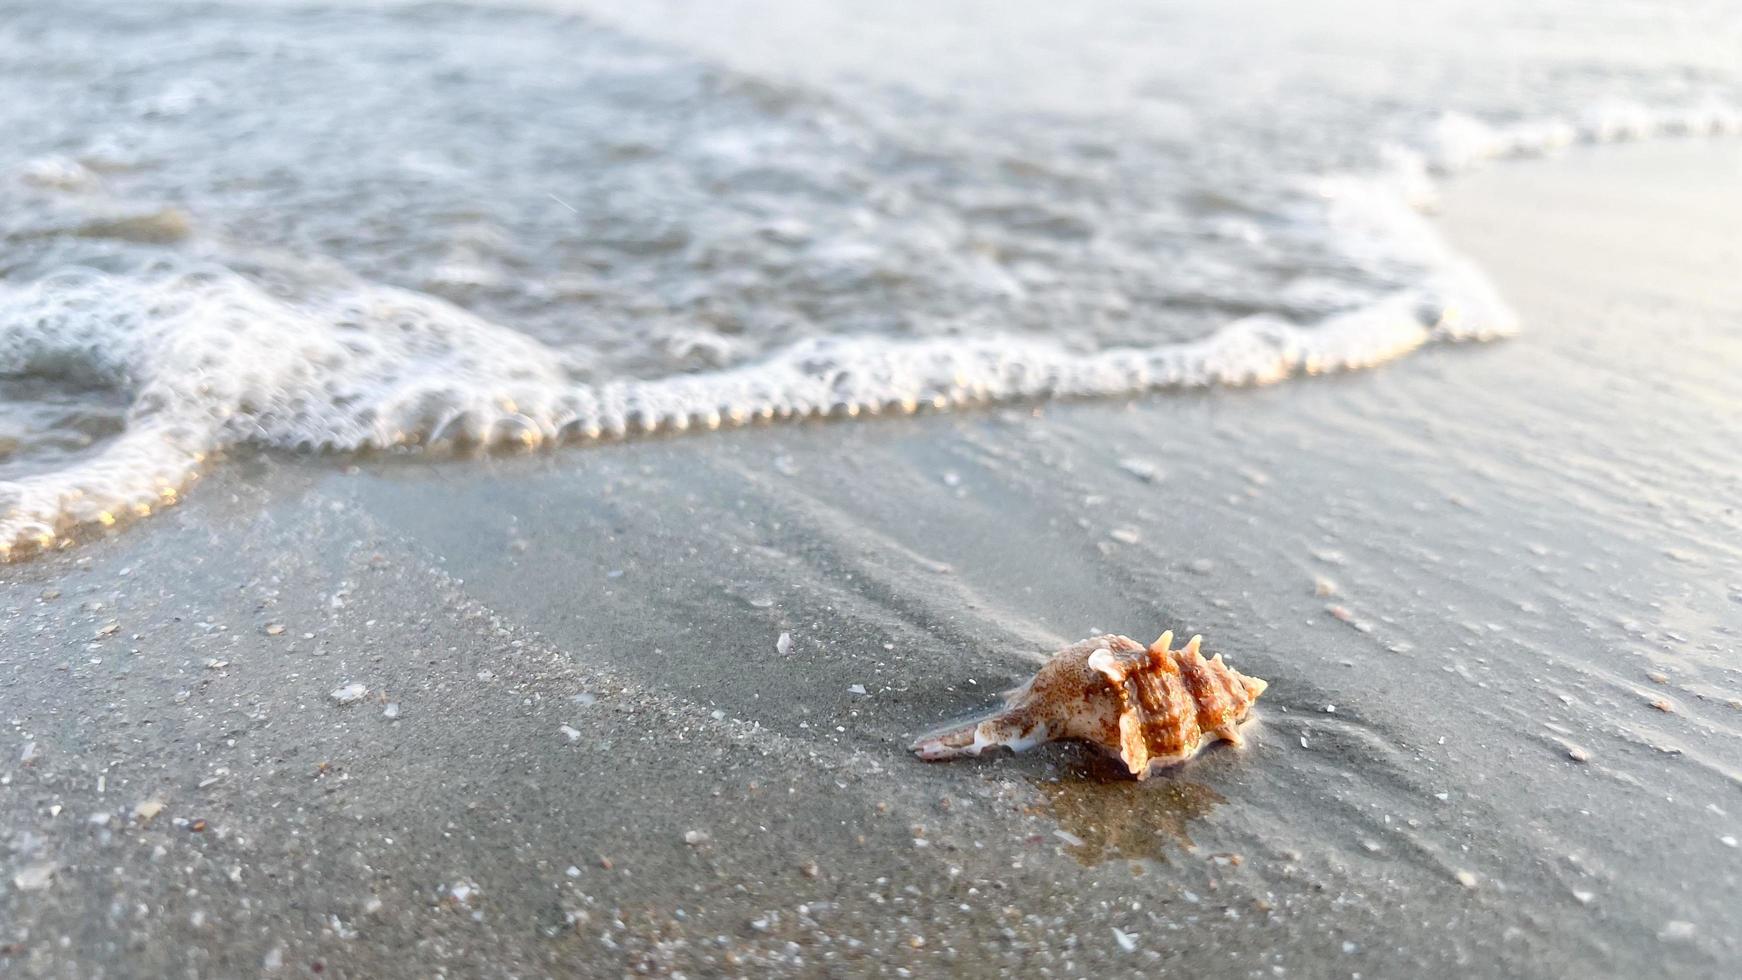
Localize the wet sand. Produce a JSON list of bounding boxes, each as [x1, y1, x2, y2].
[[3, 140, 1740, 977]]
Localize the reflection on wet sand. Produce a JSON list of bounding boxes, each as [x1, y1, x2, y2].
[[1028, 759, 1227, 866]]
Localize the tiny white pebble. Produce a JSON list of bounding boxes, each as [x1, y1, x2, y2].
[[776, 632, 792, 655], [1659, 920, 1696, 942], [1117, 458, 1162, 482], [329, 683, 368, 706], [11, 863, 55, 892]]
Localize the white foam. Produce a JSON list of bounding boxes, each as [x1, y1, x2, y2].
[[1424, 99, 1742, 174], [0, 246, 1508, 555]]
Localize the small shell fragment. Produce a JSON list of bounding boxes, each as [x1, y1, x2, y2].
[[12, 863, 56, 892], [912, 631, 1268, 779], [330, 683, 369, 705], [1659, 921, 1696, 942]]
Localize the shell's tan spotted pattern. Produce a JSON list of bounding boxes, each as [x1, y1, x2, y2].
[[912, 631, 1268, 778]]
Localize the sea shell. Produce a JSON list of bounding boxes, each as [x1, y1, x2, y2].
[[912, 631, 1268, 778]]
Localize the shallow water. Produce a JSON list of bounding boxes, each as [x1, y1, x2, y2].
[[0, 0, 1738, 552]]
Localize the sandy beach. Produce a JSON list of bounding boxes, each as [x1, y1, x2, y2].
[[3, 137, 1739, 977]]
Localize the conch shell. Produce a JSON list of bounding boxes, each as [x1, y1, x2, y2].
[[912, 632, 1267, 778]]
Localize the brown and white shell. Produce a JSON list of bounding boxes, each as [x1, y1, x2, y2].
[[912, 631, 1268, 778]]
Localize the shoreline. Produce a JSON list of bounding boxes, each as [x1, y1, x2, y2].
[[2, 139, 1740, 977]]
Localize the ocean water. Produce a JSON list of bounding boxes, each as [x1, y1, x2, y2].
[[1, 0, 1737, 555]]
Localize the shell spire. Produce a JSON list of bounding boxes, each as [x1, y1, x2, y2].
[[912, 631, 1268, 779]]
